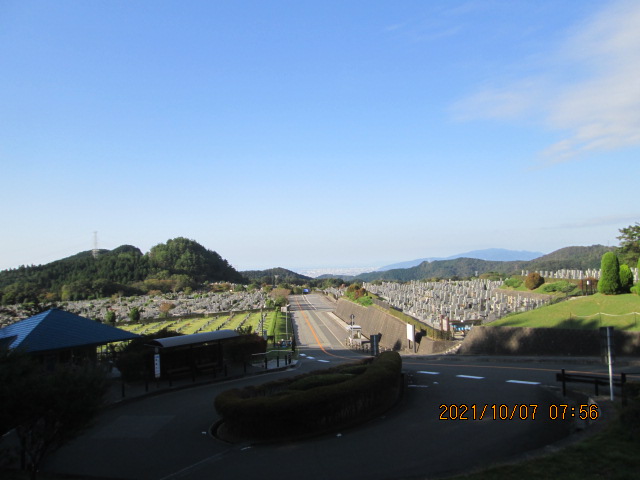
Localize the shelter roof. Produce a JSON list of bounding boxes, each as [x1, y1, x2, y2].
[[148, 330, 239, 349], [0, 308, 140, 353]]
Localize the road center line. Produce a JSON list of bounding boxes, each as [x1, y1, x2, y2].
[[506, 380, 541, 385], [417, 371, 440, 375], [456, 375, 484, 380]]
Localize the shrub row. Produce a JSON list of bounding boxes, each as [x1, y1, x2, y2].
[[214, 351, 402, 440]]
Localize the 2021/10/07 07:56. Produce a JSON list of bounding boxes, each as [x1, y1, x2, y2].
[[439, 404, 599, 421]]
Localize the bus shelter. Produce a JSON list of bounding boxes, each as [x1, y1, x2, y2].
[[147, 330, 239, 380]]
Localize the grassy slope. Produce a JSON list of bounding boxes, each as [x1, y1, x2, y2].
[[490, 294, 640, 331], [451, 385, 640, 480]]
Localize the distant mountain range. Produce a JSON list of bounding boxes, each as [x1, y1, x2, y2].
[[354, 245, 613, 282], [378, 248, 545, 271]]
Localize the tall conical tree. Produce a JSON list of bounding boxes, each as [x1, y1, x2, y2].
[[619, 264, 634, 293], [598, 252, 621, 295]]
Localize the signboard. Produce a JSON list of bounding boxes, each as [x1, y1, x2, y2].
[[154, 353, 161, 379], [371, 334, 380, 356], [407, 323, 415, 342]]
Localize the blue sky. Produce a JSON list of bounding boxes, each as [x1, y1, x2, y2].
[[1, 1, 639, 273]]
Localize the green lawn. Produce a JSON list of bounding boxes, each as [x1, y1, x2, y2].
[[263, 310, 292, 342], [490, 294, 640, 330]]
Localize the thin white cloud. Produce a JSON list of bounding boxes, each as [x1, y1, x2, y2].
[[550, 214, 640, 230], [453, 0, 640, 164], [383, 2, 473, 43], [451, 78, 547, 121]]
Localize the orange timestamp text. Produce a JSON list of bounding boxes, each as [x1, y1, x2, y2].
[[439, 404, 599, 421]]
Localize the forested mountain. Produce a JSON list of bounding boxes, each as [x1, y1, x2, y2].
[[241, 267, 312, 286], [356, 258, 517, 282], [355, 245, 614, 282], [525, 245, 614, 270], [0, 238, 243, 304]]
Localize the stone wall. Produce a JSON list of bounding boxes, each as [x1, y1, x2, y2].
[[459, 326, 640, 356]]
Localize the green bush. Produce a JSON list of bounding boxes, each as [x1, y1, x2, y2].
[[288, 373, 354, 391], [504, 277, 523, 289], [541, 281, 577, 294], [599, 252, 621, 295], [338, 364, 369, 375], [524, 272, 544, 290], [357, 295, 373, 306]]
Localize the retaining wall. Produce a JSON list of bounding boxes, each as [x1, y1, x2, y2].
[[334, 299, 456, 354], [459, 326, 640, 356]]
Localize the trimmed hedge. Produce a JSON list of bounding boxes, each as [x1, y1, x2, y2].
[[214, 351, 402, 440]]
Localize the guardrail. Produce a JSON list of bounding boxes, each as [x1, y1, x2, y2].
[[556, 368, 628, 398]]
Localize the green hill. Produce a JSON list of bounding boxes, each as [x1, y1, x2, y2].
[[240, 267, 312, 286], [489, 293, 640, 331], [0, 238, 244, 304]]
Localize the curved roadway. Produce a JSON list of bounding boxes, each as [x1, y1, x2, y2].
[[43, 293, 632, 480]]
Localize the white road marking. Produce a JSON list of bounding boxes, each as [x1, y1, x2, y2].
[[317, 359, 330, 363], [408, 385, 429, 388], [456, 375, 484, 380], [506, 380, 541, 385], [417, 371, 440, 375]]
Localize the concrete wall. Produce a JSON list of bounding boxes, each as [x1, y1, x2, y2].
[[334, 299, 456, 354], [459, 326, 640, 356]]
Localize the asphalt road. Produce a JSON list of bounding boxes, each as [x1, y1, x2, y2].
[[42, 294, 634, 480]]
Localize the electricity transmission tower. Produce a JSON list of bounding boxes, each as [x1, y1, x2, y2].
[[92, 231, 100, 259]]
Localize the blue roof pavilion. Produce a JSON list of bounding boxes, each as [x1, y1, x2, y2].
[[0, 308, 139, 354]]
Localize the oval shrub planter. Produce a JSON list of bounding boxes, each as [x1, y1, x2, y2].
[[214, 351, 402, 441]]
